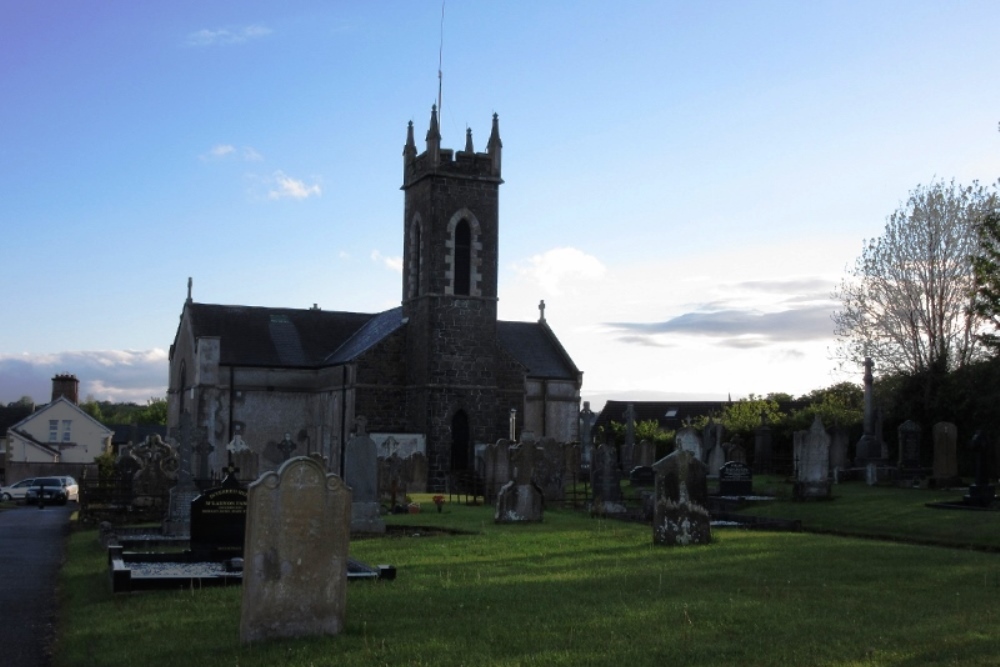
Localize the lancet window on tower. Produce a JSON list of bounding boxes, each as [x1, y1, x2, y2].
[[445, 209, 482, 297]]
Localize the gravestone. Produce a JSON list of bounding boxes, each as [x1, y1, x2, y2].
[[795, 416, 831, 499], [829, 426, 850, 472], [240, 456, 351, 644], [483, 440, 512, 502], [652, 449, 711, 546], [591, 443, 623, 511], [707, 443, 725, 477], [719, 461, 753, 496], [964, 430, 995, 507], [190, 470, 247, 560], [345, 416, 385, 534], [676, 424, 703, 461], [535, 438, 566, 502], [629, 465, 656, 486], [932, 422, 959, 486], [703, 420, 723, 463], [792, 430, 806, 478], [579, 402, 596, 470], [636, 440, 656, 468], [164, 414, 203, 536], [725, 435, 747, 464], [624, 403, 636, 450], [897, 420, 922, 469], [495, 443, 544, 522]]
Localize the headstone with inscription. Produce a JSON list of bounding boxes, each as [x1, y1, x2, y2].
[[591, 443, 623, 504], [240, 456, 352, 644], [652, 449, 711, 546], [190, 470, 247, 560], [719, 461, 753, 496]]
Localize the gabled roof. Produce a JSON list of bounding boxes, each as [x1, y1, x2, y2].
[[8, 397, 113, 435], [496, 320, 580, 381], [182, 302, 580, 381], [184, 303, 376, 368]]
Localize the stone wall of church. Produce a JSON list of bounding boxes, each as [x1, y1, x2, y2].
[[352, 329, 408, 433]]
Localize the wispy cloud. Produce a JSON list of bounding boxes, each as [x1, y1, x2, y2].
[[512, 247, 606, 296], [371, 250, 402, 273], [187, 25, 272, 47], [0, 350, 168, 405], [266, 171, 322, 200], [201, 144, 264, 162], [606, 304, 835, 347]]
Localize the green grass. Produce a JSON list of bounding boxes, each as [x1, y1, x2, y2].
[[56, 489, 1000, 667], [738, 477, 1000, 549]]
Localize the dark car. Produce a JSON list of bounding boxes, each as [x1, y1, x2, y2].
[[25, 477, 69, 506]]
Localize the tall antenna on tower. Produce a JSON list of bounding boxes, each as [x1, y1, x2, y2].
[[437, 1, 445, 117]]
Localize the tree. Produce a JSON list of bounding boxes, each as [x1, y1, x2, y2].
[[833, 180, 997, 376], [970, 211, 1000, 352], [720, 394, 785, 437]]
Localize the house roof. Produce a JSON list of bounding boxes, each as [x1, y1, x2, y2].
[[8, 397, 114, 435], [182, 302, 579, 381]]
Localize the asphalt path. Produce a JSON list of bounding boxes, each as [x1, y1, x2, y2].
[[0, 503, 73, 667]]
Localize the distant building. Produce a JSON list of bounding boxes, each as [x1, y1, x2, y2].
[[5, 374, 112, 483], [167, 107, 583, 490]]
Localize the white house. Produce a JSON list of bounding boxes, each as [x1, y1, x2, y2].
[[5, 374, 113, 483]]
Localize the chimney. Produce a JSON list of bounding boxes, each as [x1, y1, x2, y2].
[[52, 374, 80, 404]]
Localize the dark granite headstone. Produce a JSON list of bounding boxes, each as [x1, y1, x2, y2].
[[719, 461, 753, 496], [190, 474, 248, 560], [897, 420, 921, 469], [629, 465, 655, 486]]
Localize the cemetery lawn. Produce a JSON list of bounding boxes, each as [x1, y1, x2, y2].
[[736, 477, 1000, 550], [56, 492, 1000, 667]]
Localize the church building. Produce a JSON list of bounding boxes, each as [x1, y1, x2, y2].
[[167, 107, 583, 491]]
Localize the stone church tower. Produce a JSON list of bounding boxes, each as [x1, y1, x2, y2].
[[401, 107, 523, 481]]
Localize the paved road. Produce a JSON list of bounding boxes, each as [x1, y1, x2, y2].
[[0, 503, 73, 667]]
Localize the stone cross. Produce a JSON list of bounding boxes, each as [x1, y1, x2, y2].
[[538, 299, 546, 322], [862, 357, 875, 437]]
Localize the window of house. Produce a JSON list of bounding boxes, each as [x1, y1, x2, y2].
[[49, 420, 58, 442], [62, 420, 72, 442]]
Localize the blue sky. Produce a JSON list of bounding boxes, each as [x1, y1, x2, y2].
[[2, 1, 999, 406]]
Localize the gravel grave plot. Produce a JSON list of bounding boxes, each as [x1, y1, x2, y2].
[[129, 562, 228, 578]]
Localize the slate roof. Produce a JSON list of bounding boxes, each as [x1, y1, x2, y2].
[[185, 303, 374, 368], [183, 303, 579, 381], [496, 321, 580, 380]]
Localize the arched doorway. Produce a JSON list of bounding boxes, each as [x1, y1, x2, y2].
[[450, 410, 470, 471]]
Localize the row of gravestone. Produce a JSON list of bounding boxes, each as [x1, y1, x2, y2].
[[493, 441, 714, 547]]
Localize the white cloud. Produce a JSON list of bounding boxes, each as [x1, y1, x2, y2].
[[187, 25, 272, 47], [371, 250, 403, 273], [201, 144, 264, 162], [512, 247, 606, 296], [267, 171, 322, 200], [0, 350, 168, 405]]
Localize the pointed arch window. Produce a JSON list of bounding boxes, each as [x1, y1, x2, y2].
[[454, 220, 471, 296]]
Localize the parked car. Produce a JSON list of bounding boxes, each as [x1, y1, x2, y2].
[[0, 478, 36, 502], [25, 477, 69, 506], [60, 476, 79, 502]]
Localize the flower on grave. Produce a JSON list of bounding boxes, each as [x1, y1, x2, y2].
[[432, 495, 445, 506]]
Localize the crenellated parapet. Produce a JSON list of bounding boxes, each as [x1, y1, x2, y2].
[[402, 105, 502, 187]]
